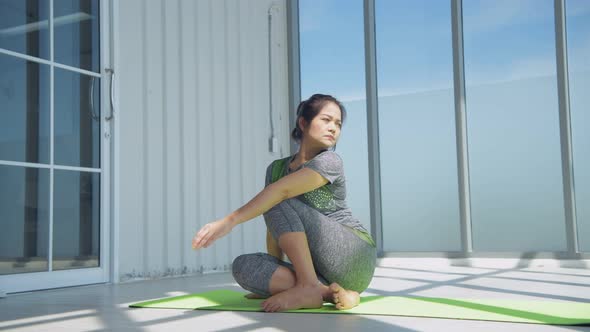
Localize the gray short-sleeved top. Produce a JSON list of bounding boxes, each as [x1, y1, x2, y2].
[[265, 150, 370, 237]]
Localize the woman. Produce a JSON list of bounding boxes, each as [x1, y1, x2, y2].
[[192, 94, 376, 312]]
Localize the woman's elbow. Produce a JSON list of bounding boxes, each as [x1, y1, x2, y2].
[[268, 183, 290, 202], [279, 188, 291, 202]]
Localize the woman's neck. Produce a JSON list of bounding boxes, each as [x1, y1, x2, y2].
[[293, 141, 326, 165]]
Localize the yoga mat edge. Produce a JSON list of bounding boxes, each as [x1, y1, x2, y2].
[[129, 290, 590, 326]]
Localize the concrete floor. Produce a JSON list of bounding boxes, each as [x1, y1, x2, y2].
[[1, 258, 590, 332]]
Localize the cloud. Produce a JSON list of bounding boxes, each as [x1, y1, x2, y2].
[[336, 80, 455, 102], [377, 82, 454, 99], [464, 0, 552, 34], [338, 91, 366, 103], [507, 56, 556, 81]]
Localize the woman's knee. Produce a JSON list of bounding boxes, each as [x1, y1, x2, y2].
[[263, 199, 305, 239], [231, 253, 274, 277], [231, 253, 257, 281], [231, 253, 279, 297]]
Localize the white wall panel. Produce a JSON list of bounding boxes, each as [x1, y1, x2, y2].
[[114, 0, 289, 281]]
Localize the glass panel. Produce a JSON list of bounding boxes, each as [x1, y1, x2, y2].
[[0, 0, 49, 59], [54, 67, 100, 168], [0, 165, 49, 275], [0, 53, 50, 164], [566, 0, 590, 252], [376, 0, 461, 251], [299, 0, 371, 231], [463, 0, 566, 251], [53, 170, 100, 270], [54, 0, 100, 72]]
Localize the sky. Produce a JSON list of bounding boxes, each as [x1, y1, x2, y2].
[[299, 0, 590, 101]]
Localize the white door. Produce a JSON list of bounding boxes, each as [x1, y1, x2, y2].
[[0, 0, 111, 293]]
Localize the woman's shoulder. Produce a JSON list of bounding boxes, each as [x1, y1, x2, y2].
[[313, 150, 343, 164], [306, 150, 344, 175], [320, 150, 341, 158]]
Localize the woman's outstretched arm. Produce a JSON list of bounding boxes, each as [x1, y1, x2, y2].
[[191, 167, 329, 250]]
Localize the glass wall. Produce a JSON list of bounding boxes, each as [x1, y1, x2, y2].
[[299, 0, 371, 231], [463, 0, 566, 251], [0, 165, 50, 274], [566, 0, 590, 251], [296, 0, 587, 254], [376, 0, 461, 251], [0, 0, 101, 275]]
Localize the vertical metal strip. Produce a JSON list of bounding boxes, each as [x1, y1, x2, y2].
[[177, 0, 186, 278], [554, 0, 578, 255], [48, 0, 55, 272], [140, 0, 149, 277], [287, 0, 301, 155], [104, 0, 116, 283], [160, 0, 169, 275], [192, 2, 205, 272], [364, 0, 383, 256], [267, 4, 275, 153], [236, 0, 245, 255], [451, 0, 473, 254]]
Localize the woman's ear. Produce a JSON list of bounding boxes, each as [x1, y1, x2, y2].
[[298, 116, 306, 131]]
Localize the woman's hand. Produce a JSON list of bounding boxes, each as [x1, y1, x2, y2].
[[192, 218, 235, 249]]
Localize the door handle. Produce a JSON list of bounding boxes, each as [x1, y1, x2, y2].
[[105, 68, 115, 121]]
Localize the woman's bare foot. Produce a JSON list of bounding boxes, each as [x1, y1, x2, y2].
[[244, 292, 266, 299], [329, 283, 360, 310], [261, 284, 323, 312]]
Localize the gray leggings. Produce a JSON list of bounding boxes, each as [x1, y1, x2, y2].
[[232, 198, 376, 297]]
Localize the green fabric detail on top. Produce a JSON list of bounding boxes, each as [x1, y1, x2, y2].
[[350, 228, 376, 247], [271, 157, 290, 183], [269, 158, 375, 247], [303, 186, 336, 211], [271, 157, 336, 210]]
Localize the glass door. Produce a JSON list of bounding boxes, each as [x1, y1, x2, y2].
[[0, 0, 110, 293]]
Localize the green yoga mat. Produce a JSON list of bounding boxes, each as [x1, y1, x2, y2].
[[129, 289, 590, 326]]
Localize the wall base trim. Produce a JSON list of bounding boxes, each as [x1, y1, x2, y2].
[[379, 254, 590, 270]]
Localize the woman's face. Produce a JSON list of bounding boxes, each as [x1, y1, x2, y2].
[[300, 102, 342, 149]]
